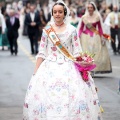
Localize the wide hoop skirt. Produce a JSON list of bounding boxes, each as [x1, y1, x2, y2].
[[23, 60, 102, 120]]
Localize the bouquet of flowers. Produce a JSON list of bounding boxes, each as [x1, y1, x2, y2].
[[75, 52, 96, 82]]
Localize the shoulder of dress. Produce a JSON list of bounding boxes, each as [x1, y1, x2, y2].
[[44, 24, 51, 29], [68, 24, 76, 32], [81, 15, 86, 20], [42, 28, 48, 36], [81, 15, 88, 24], [43, 25, 53, 33], [96, 15, 100, 22]]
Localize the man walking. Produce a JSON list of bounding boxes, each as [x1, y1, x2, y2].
[[6, 9, 20, 55], [105, 6, 120, 55], [25, 4, 40, 54]]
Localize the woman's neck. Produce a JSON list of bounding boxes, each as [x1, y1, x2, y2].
[[55, 21, 64, 28], [53, 21, 66, 34], [55, 21, 64, 26], [89, 13, 93, 16]]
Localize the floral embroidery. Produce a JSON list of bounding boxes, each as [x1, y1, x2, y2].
[[41, 36, 45, 42], [23, 25, 102, 120], [75, 42, 78, 46], [74, 36, 77, 41], [41, 43, 45, 48], [51, 46, 57, 51]]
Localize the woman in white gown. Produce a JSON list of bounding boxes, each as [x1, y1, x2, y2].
[[23, 0, 102, 120]]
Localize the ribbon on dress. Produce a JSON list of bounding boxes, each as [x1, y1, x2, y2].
[[86, 23, 114, 42], [44, 25, 75, 61]]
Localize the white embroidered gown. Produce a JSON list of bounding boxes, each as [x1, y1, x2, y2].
[[23, 24, 102, 120]]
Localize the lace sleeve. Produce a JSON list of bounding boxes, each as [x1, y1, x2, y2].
[[36, 30, 48, 59]]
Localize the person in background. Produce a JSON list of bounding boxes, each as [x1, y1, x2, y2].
[[12, 2, 19, 18], [25, 4, 40, 55], [0, 10, 7, 50], [42, 2, 49, 22], [38, 9, 47, 42], [36, 0, 41, 12], [78, 1, 112, 74], [1, 3, 10, 50], [70, 9, 79, 28], [25, 2, 31, 13], [6, 4, 12, 17], [22, 2, 31, 36], [6, 9, 20, 56], [76, 2, 85, 18], [1, 1, 6, 15], [17, 0, 23, 11], [104, 6, 120, 55]]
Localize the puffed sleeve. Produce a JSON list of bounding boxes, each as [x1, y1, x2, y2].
[[1, 14, 6, 33], [36, 30, 48, 59], [97, 20, 103, 36], [72, 29, 82, 57]]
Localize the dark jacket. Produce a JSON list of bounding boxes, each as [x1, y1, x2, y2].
[[25, 12, 41, 34], [6, 17, 20, 38]]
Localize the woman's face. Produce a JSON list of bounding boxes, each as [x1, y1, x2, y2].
[[71, 11, 75, 17], [87, 4, 95, 14], [53, 4, 65, 23]]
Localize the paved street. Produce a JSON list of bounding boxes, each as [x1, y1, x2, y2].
[[0, 31, 120, 120]]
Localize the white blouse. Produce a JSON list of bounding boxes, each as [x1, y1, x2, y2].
[[0, 13, 6, 33], [36, 24, 82, 63]]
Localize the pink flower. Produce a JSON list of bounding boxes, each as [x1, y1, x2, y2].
[[82, 56, 88, 61], [74, 36, 77, 41], [51, 46, 57, 51], [41, 44, 45, 48], [76, 56, 83, 61], [74, 52, 96, 81], [53, 53, 57, 56], [75, 42, 78, 46], [86, 57, 93, 62], [42, 37, 45, 42]]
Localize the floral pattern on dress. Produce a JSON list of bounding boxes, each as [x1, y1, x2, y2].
[[23, 24, 102, 120]]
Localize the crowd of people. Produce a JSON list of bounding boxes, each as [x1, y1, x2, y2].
[[0, 0, 119, 56], [0, 0, 119, 73]]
